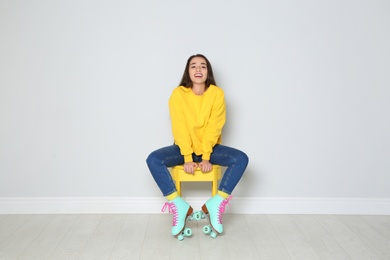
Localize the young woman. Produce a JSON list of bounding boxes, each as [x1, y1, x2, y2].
[[146, 54, 248, 238]]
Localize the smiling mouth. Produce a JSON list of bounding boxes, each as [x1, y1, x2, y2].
[[194, 73, 203, 78]]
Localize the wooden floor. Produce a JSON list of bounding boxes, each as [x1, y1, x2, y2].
[[0, 214, 389, 260]]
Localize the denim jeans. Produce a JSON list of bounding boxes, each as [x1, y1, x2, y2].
[[146, 144, 249, 197]]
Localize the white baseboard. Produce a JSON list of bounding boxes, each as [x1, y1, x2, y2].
[[0, 197, 389, 215]]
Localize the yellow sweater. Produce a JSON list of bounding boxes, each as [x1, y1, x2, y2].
[[169, 85, 226, 162]]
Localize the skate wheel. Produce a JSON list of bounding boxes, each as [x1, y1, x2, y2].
[[210, 231, 217, 238], [193, 211, 202, 221], [203, 225, 211, 234], [184, 227, 192, 237]]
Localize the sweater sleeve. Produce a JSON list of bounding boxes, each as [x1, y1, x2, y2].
[[169, 89, 193, 162], [201, 89, 226, 160]]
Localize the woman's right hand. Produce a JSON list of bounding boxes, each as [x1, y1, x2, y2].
[[184, 162, 198, 174]]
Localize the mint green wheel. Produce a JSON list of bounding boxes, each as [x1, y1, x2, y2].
[[184, 227, 192, 237], [203, 225, 211, 234], [193, 211, 202, 220]]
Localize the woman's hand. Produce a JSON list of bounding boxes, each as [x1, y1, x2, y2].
[[184, 162, 198, 174], [199, 160, 212, 173]]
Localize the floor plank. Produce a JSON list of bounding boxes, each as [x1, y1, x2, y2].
[[291, 215, 351, 260], [224, 214, 260, 259], [48, 214, 102, 260], [268, 215, 321, 260], [339, 215, 390, 259], [0, 215, 53, 259], [0, 215, 6, 223], [315, 215, 382, 260], [169, 218, 201, 260], [17, 214, 79, 260], [360, 215, 390, 240], [109, 214, 149, 259], [140, 214, 172, 260], [79, 214, 127, 260], [0, 215, 32, 245], [0, 213, 389, 260], [245, 214, 291, 260], [197, 216, 231, 260]]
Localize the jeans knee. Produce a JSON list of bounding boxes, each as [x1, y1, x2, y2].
[[146, 152, 157, 167], [239, 151, 249, 167]]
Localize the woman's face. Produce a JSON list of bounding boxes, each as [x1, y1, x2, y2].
[[188, 57, 208, 85]]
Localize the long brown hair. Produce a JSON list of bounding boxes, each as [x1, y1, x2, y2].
[[179, 54, 217, 88]]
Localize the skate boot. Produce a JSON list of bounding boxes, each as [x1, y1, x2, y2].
[[201, 195, 232, 238], [161, 196, 194, 240]]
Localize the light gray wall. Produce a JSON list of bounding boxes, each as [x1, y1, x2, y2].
[[1, 0, 389, 198]]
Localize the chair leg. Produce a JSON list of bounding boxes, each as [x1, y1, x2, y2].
[[212, 179, 217, 196], [177, 180, 182, 196]]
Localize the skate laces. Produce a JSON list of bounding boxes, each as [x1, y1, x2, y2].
[[161, 202, 178, 227], [217, 196, 232, 224]]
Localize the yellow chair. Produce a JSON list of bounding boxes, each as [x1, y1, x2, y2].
[[170, 165, 222, 196]]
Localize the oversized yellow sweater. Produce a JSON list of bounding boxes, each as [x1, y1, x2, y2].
[[169, 85, 226, 162]]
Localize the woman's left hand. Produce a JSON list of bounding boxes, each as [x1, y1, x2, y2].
[[199, 160, 213, 173]]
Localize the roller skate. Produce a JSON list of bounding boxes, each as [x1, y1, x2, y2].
[[161, 196, 194, 241], [197, 195, 232, 238]]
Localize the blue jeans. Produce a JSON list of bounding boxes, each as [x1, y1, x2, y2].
[[146, 144, 249, 196]]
